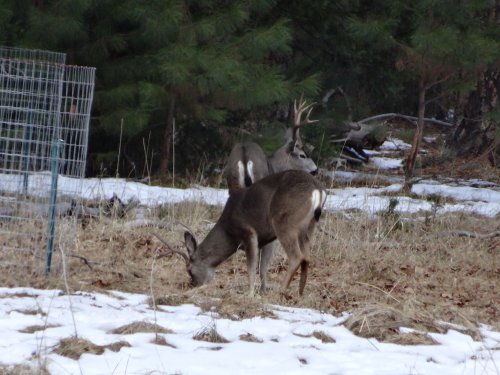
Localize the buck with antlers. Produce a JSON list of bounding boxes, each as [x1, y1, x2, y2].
[[163, 169, 326, 296], [225, 96, 319, 194], [222, 97, 320, 291]]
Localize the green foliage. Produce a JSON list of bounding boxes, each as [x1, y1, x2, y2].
[[2, 0, 498, 177], [23, 1, 90, 49], [254, 122, 288, 155]]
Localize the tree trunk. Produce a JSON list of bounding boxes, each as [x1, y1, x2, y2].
[[445, 70, 499, 164], [404, 78, 426, 191], [159, 95, 176, 176], [445, 1, 499, 165]]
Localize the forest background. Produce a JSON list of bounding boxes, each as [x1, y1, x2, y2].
[[1, 0, 499, 181]]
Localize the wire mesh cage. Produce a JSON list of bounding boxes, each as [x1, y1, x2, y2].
[[0, 47, 95, 272], [0, 46, 66, 65]]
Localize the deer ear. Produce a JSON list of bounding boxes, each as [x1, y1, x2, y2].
[[184, 231, 197, 256], [287, 140, 303, 154], [286, 140, 296, 153]]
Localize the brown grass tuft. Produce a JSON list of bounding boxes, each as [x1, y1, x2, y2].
[[108, 321, 174, 335], [312, 331, 336, 343], [150, 335, 176, 348], [193, 324, 230, 344], [0, 364, 50, 375], [389, 331, 438, 345], [150, 294, 188, 307], [344, 303, 443, 343], [11, 308, 46, 316], [239, 333, 263, 343], [19, 324, 60, 334], [52, 336, 130, 360]]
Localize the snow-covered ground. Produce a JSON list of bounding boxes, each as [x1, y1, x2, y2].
[[1, 139, 499, 374], [1, 287, 499, 375], [2, 169, 499, 218]]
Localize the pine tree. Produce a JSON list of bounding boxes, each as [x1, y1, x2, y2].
[[144, 0, 319, 175], [399, 0, 499, 186], [445, 1, 500, 165], [3, 1, 320, 177], [348, 0, 499, 186]]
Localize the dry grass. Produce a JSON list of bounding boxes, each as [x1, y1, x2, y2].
[[0, 364, 50, 375], [150, 335, 176, 348], [312, 331, 336, 343], [19, 324, 60, 334], [1, 192, 498, 345], [108, 321, 174, 335], [52, 336, 130, 360], [239, 333, 263, 343], [193, 323, 230, 344]]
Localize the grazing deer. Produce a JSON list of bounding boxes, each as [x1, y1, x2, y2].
[[225, 96, 319, 194], [166, 170, 327, 296]]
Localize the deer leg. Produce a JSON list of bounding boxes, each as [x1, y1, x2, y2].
[[245, 233, 259, 297], [298, 260, 309, 296], [259, 242, 275, 293], [279, 238, 304, 292], [298, 226, 313, 296]]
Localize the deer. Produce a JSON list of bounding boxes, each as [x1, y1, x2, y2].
[[223, 97, 320, 291], [225, 96, 319, 194], [163, 170, 327, 296]]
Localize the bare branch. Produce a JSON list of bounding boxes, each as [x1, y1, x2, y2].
[[358, 113, 453, 127], [322, 87, 353, 121], [68, 254, 94, 270], [437, 230, 500, 239]]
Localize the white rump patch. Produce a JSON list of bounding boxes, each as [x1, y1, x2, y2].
[[246, 160, 255, 184], [237, 161, 245, 188], [311, 189, 321, 209], [311, 189, 327, 209]]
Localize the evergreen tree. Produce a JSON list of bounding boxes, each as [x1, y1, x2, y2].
[[398, 0, 499, 185], [347, 0, 499, 185], [144, 0, 320, 175], [445, 1, 500, 164]]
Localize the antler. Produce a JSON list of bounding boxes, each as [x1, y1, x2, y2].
[[175, 222, 197, 241], [152, 232, 189, 263], [292, 94, 318, 142]]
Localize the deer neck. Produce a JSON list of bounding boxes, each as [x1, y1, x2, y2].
[[197, 224, 240, 268], [266, 157, 276, 175], [267, 144, 290, 174]]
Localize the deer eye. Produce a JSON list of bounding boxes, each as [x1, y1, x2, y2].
[[299, 153, 306, 159]]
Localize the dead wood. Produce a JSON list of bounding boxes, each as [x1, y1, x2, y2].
[[357, 113, 454, 127], [437, 230, 500, 239]]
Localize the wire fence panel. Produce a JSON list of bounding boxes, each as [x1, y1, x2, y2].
[[0, 46, 66, 65], [0, 47, 95, 272]]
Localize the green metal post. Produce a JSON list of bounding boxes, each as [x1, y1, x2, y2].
[[45, 138, 63, 274]]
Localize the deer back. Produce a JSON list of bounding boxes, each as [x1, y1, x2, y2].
[[187, 170, 325, 286]]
